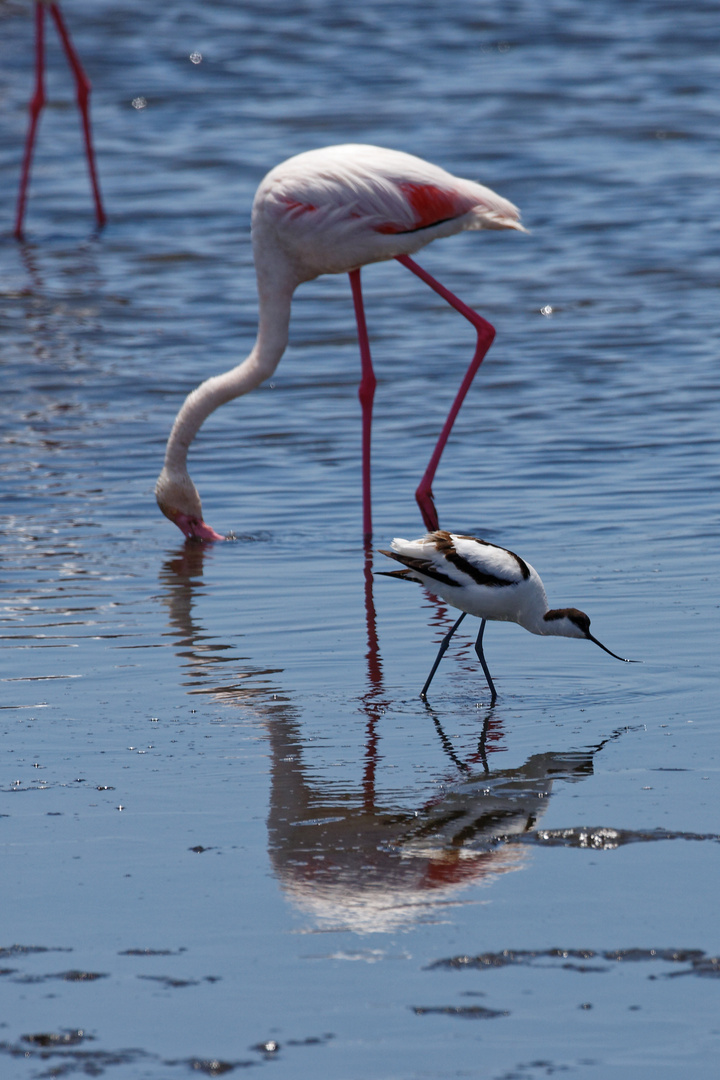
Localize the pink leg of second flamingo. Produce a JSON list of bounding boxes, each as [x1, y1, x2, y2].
[[15, 2, 105, 239], [49, 3, 105, 229], [14, 3, 46, 239]]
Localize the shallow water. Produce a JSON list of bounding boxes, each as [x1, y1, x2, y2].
[[1, 1, 719, 1077]]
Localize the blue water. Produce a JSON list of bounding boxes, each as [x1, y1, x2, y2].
[[1, 1, 719, 1077]]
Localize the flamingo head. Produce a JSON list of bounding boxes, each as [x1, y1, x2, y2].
[[155, 467, 225, 542]]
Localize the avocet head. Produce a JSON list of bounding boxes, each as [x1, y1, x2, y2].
[[543, 608, 635, 662]]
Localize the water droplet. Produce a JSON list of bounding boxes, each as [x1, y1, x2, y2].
[[131, 97, 147, 110], [190, 52, 203, 64], [540, 305, 553, 317]]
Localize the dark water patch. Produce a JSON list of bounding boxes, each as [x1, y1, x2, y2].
[[119, 948, 186, 956], [0, 1037, 321, 1080], [23, 1030, 93, 1048], [284, 1035, 334, 1047], [663, 955, 720, 979], [0, 945, 72, 958], [428, 947, 719, 977], [429, 948, 597, 971], [184, 1061, 254, 1075], [0, 1038, 146, 1076], [504, 825, 720, 850], [247, 1033, 335, 1061], [413, 1004, 510, 1019], [492, 1064, 574, 1080], [59, 970, 108, 983], [2, 783, 51, 793], [137, 974, 206, 989], [12, 970, 108, 985]]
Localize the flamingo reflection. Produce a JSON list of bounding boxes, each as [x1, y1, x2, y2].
[[159, 543, 283, 702], [157, 543, 624, 932], [264, 708, 617, 932]]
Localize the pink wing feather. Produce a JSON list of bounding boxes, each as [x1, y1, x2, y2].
[[258, 145, 522, 235]]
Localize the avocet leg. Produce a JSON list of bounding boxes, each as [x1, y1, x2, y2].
[[474, 618, 497, 703], [420, 611, 466, 700]]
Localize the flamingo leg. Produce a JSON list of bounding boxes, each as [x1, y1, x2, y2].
[[14, 3, 46, 239], [15, 3, 105, 239], [395, 253, 496, 531], [49, 3, 105, 228], [420, 611, 466, 700], [474, 618, 497, 703], [349, 268, 376, 541]]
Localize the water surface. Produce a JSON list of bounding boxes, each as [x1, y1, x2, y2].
[[1, 2, 719, 1077]]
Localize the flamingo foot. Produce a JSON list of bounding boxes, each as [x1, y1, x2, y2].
[[416, 483, 439, 532], [173, 512, 226, 542]]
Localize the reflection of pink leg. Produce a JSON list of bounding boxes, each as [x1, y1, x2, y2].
[[49, 3, 105, 228], [395, 253, 496, 533], [14, 3, 46, 239], [361, 544, 390, 812], [349, 268, 377, 541]]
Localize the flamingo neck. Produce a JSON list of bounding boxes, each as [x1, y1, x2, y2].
[[162, 277, 295, 477]]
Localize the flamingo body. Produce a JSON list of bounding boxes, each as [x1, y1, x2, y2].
[[253, 144, 523, 281], [156, 145, 524, 542], [380, 531, 634, 700]]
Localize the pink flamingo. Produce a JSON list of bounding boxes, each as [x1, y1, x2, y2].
[[15, 2, 105, 238], [156, 144, 525, 542]]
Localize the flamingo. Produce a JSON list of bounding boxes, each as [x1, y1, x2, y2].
[[15, 2, 105, 238], [155, 144, 524, 542], [380, 531, 636, 701]]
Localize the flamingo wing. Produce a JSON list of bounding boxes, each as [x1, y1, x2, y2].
[[252, 145, 523, 279]]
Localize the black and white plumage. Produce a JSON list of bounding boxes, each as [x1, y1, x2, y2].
[[379, 531, 634, 701]]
